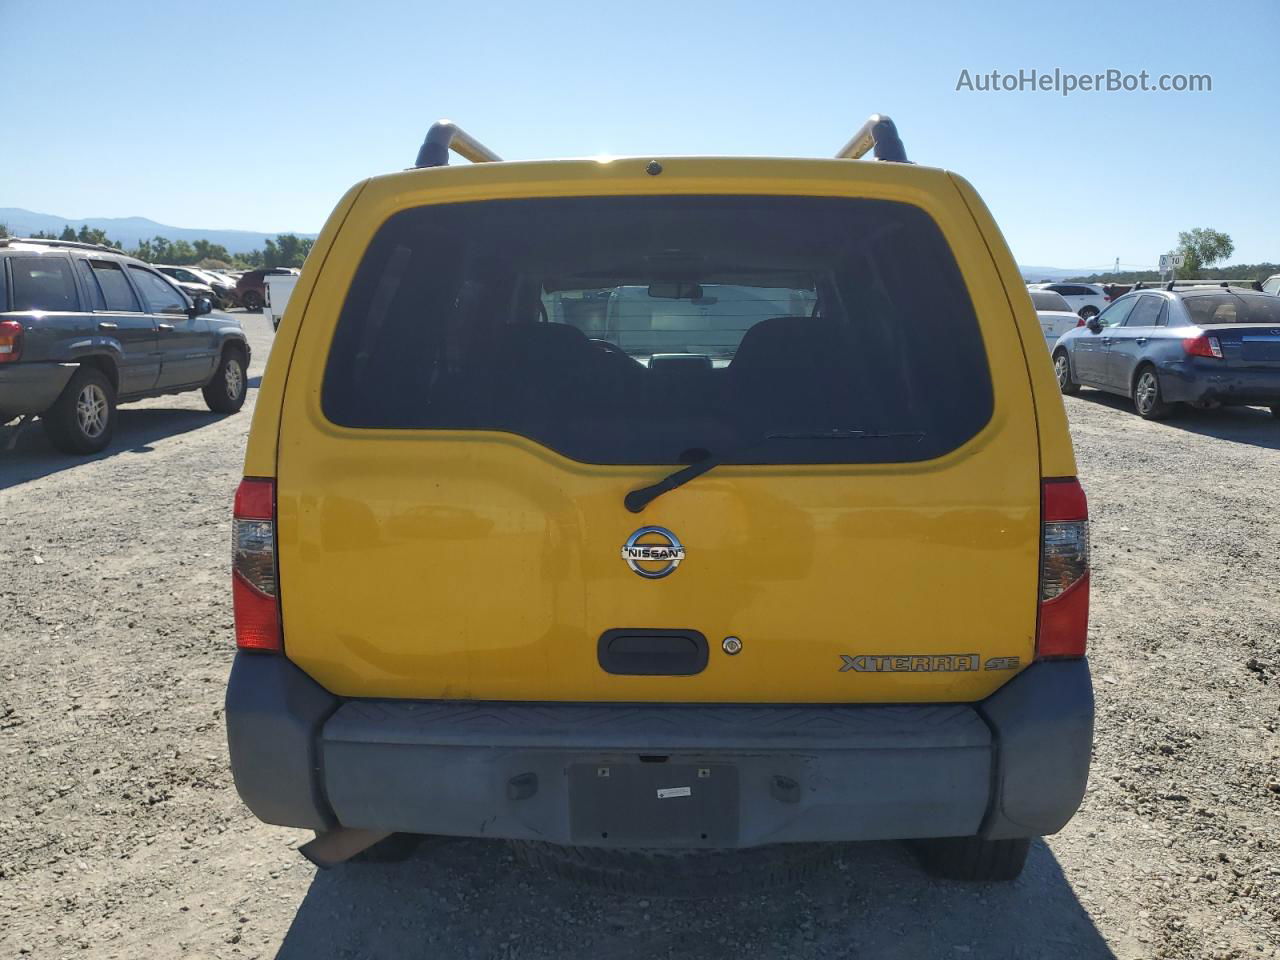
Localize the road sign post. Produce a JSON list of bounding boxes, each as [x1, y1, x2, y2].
[[1158, 252, 1185, 281]]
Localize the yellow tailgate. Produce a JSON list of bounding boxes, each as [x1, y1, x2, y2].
[[271, 157, 1042, 703]]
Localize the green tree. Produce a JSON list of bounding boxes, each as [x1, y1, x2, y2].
[[261, 234, 313, 268], [0, 223, 8, 239], [193, 239, 231, 263], [75, 225, 119, 248], [1176, 228, 1234, 276], [59, 225, 77, 241]]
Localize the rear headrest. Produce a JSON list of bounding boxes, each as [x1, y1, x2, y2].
[[729, 316, 843, 379]]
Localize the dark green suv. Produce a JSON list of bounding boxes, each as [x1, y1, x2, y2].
[[0, 238, 251, 453]]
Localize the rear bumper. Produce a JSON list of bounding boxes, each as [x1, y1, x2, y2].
[[1159, 359, 1280, 406], [0, 362, 76, 417], [225, 654, 1093, 845]]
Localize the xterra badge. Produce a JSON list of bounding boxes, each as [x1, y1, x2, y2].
[[839, 654, 1021, 672]]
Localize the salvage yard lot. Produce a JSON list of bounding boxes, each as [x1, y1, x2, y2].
[[1, 315, 1277, 959]]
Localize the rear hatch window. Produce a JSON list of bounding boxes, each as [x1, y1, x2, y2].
[[1031, 290, 1072, 312], [322, 196, 993, 465], [1185, 293, 1280, 326]]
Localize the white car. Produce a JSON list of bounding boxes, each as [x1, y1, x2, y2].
[[263, 272, 300, 330], [1027, 282, 1111, 320], [1030, 289, 1082, 348], [1262, 274, 1280, 296]]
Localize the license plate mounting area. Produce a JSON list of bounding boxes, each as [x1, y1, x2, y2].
[[568, 762, 739, 847]]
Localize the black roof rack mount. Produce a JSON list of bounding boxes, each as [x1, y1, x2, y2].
[[836, 114, 908, 163], [414, 120, 503, 168], [412, 113, 910, 168]]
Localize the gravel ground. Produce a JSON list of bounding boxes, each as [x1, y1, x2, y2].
[[1, 315, 1277, 959]]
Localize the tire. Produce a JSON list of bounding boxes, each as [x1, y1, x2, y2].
[[910, 836, 1030, 882], [1079, 305, 1099, 321], [1053, 349, 1080, 395], [203, 347, 248, 414], [1133, 365, 1171, 420], [41, 366, 116, 455], [509, 841, 843, 898], [241, 290, 263, 312]]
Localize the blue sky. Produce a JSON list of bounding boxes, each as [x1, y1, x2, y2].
[[2, 0, 1277, 269]]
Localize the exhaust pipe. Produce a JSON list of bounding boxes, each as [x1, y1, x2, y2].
[[298, 827, 391, 869]]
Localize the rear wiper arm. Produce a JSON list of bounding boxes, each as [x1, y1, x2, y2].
[[625, 455, 727, 514], [623, 429, 923, 514]]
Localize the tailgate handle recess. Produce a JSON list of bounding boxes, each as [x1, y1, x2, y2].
[[598, 629, 709, 676]]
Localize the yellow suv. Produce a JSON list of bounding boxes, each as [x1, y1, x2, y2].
[[225, 116, 1093, 886]]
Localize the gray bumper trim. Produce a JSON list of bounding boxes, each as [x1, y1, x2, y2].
[[224, 652, 337, 830], [0, 362, 76, 416], [977, 657, 1094, 838], [224, 655, 1092, 845]]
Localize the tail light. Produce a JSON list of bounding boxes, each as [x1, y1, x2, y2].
[[1103, 295, 1112, 302], [1038, 478, 1089, 659], [0, 320, 23, 363], [1183, 334, 1223, 359], [1075, 317, 1086, 327], [233, 478, 282, 652]]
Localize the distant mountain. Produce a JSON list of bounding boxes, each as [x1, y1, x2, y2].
[[0, 207, 315, 254], [1017, 265, 1097, 282]]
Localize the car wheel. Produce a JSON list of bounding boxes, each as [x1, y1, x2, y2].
[[242, 290, 263, 312], [1053, 350, 1080, 395], [42, 366, 116, 454], [1133, 365, 1171, 420], [203, 348, 248, 413], [1079, 306, 1099, 320], [910, 836, 1030, 882]]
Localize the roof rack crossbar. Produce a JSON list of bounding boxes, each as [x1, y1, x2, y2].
[[414, 120, 502, 168], [836, 114, 908, 163], [1160, 278, 1265, 292]]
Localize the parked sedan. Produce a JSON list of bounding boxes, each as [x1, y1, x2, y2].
[[156, 265, 236, 308], [1028, 282, 1111, 320], [1052, 286, 1280, 419], [1030, 289, 1082, 348], [234, 267, 298, 312], [170, 278, 220, 308]]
